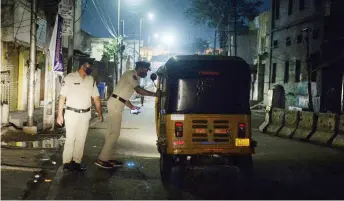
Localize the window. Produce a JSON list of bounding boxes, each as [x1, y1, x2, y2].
[[297, 34, 303, 44], [272, 63, 277, 83], [295, 60, 301, 82], [284, 61, 289, 83], [275, 0, 280, 19], [313, 29, 319, 39], [286, 36, 291, 46], [261, 37, 266, 52], [299, 0, 305, 11], [273, 40, 279, 48], [288, 0, 293, 15]]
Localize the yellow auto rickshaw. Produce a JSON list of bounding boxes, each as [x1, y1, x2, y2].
[[150, 55, 256, 183]]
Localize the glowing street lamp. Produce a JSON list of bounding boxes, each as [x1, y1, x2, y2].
[[162, 35, 174, 45], [148, 12, 154, 20], [162, 35, 175, 57]]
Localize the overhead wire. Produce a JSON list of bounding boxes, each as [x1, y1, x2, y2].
[[90, 0, 117, 38], [95, 0, 117, 37], [102, 1, 117, 37]]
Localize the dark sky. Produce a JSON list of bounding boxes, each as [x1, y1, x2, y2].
[[81, 0, 269, 45]]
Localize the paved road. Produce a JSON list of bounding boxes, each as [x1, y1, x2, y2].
[[14, 97, 344, 199]]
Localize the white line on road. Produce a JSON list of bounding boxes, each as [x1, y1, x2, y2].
[[1, 165, 42, 172]]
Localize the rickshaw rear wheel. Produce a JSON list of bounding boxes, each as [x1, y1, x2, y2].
[[160, 154, 173, 183], [233, 155, 254, 181]]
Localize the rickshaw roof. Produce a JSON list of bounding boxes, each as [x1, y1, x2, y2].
[[156, 55, 250, 75]]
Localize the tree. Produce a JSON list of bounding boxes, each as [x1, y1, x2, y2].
[[185, 0, 263, 52], [103, 38, 123, 84], [103, 38, 121, 62], [190, 38, 210, 53]]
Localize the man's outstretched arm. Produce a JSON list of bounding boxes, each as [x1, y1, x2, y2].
[[134, 86, 158, 97]]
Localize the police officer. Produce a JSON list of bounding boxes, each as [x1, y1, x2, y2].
[[57, 58, 103, 172], [95, 61, 159, 169]]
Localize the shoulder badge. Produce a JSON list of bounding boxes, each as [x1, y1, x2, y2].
[[133, 75, 138, 80]]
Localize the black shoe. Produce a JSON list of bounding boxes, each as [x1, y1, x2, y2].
[[63, 163, 73, 172], [108, 160, 123, 167], [73, 163, 87, 172], [95, 159, 114, 169]]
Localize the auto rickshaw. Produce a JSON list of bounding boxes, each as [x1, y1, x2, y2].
[[150, 55, 256, 183]]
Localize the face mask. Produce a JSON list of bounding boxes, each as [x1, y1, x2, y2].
[[84, 67, 92, 75], [138, 72, 147, 78]]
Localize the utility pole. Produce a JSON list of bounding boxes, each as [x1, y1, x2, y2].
[[139, 18, 143, 60], [233, 0, 237, 56], [134, 32, 136, 62], [213, 30, 217, 55], [67, 0, 76, 73], [303, 28, 314, 111], [25, 0, 37, 134], [116, 0, 121, 80], [120, 20, 124, 76]]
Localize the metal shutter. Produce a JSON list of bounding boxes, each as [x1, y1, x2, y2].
[[6, 51, 19, 111]]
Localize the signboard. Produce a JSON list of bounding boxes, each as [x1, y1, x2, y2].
[[49, 15, 64, 72], [58, 0, 74, 36]]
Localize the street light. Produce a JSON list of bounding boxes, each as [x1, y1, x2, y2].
[[139, 12, 155, 61], [148, 12, 154, 20], [162, 35, 175, 57], [162, 35, 174, 45]]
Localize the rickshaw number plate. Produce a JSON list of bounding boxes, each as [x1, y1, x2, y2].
[[214, 129, 228, 134], [195, 128, 206, 133], [235, 139, 250, 147], [171, 114, 184, 120]]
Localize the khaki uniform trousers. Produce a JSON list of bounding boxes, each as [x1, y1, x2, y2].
[[63, 110, 91, 164], [98, 99, 124, 161]]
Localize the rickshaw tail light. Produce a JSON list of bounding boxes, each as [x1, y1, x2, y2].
[[238, 123, 246, 138], [175, 122, 183, 137]]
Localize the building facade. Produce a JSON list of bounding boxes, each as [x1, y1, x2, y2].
[[253, 11, 270, 102], [267, 0, 344, 113]]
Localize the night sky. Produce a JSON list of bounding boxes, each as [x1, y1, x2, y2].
[[81, 0, 270, 46]]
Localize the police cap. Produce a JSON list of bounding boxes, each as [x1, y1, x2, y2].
[[135, 61, 151, 70]]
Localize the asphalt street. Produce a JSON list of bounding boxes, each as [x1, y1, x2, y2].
[[5, 97, 344, 200]]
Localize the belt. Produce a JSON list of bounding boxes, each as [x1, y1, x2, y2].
[[66, 106, 90, 113], [111, 94, 127, 104]]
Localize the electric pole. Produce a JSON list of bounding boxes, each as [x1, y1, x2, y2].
[[67, 0, 76, 74], [213, 18, 222, 56], [303, 28, 314, 111], [139, 18, 143, 60], [25, 0, 37, 134], [134, 32, 136, 62], [116, 0, 121, 80], [120, 20, 124, 76], [213, 30, 217, 55], [233, 0, 237, 56]]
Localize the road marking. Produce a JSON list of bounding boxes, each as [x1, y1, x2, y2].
[[1, 165, 42, 172], [45, 166, 63, 200]]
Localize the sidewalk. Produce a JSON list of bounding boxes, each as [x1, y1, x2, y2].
[[0, 116, 101, 200]]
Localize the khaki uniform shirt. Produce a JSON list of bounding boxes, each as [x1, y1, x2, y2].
[[113, 70, 140, 101], [60, 72, 100, 109]]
